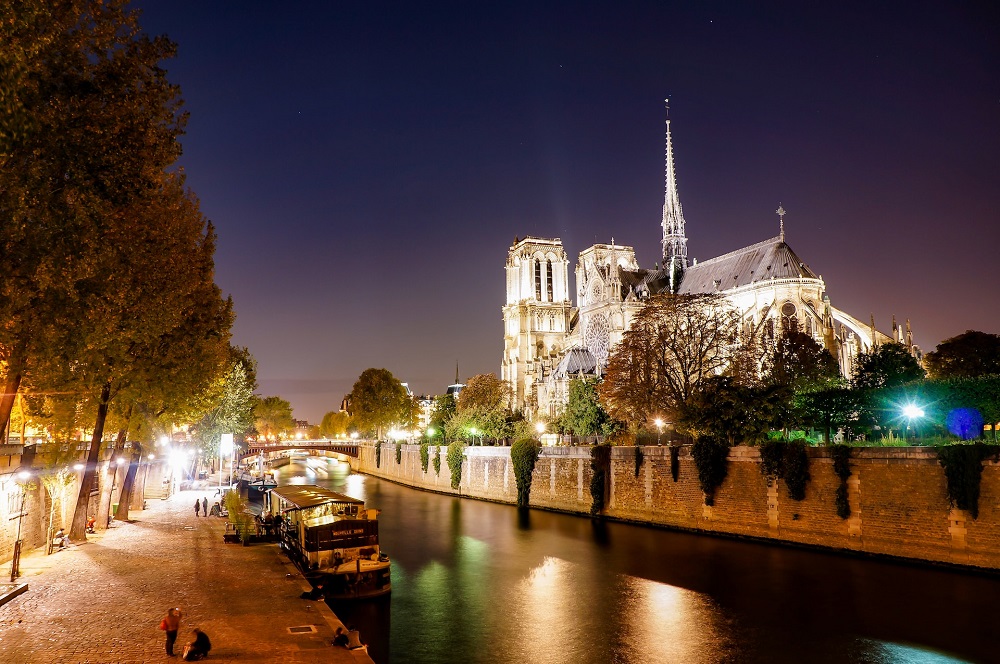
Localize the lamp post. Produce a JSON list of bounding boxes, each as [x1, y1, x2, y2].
[[654, 418, 664, 446], [902, 404, 924, 440], [10, 470, 31, 581]]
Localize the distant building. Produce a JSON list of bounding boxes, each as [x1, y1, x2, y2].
[[502, 103, 920, 418]]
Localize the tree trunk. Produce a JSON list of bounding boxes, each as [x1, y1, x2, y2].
[[97, 424, 129, 529], [0, 350, 25, 442], [70, 381, 111, 541], [115, 442, 142, 522]]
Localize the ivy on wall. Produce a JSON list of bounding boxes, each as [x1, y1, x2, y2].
[[433, 446, 441, 475], [691, 436, 729, 506], [830, 444, 853, 519], [758, 440, 811, 501], [447, 442, 466, 489], [670, 445, 680, 482], [511, 438, 541, 507], [420, 442, 430, 472], [634, 444, 644, 478], [937, 443, 999, 519], [590, 444, 612, 515], [375, 440, 382, 468]]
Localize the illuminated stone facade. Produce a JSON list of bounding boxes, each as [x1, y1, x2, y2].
[[502, 106, 919, 418]]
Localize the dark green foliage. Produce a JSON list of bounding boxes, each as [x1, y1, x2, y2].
[[831, 445, 852, 482], [925, 330, 1000, 379], [670, 445, 680, 482], [757, 440, 811, 501], [419, 442, 429, 472], [783, 441, 810, 501], [510, 438, 541, 507], [634, 444, 643, 478], [851, 342, 926, 391], [447, 442, 466, 489], [834, 484, 851, 519], [691, 436, 730, 506], [937, 444, 999, 519], [395, 442, 402, 465], [375, 440, 382, 468], [680, 376, 784, 445], [433, 446, 441, 475], [564, 378, 609, 436], [590, 444, 612, 515]]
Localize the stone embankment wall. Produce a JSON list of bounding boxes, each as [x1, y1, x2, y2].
[[350, 442, 1000, 570]]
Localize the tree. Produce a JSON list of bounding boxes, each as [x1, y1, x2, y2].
[[678, 376, 784, 445], [458, 374, 511, 413], [254, 396, 295, 440], [600, 293, 739, 428], [767, 330, 841, 393], [925, 331, 1000, 379], [563, 378, 608, 436], [319, 411, 351, 438], [190, 348, 257, 459], [851, 342, 925, 391], [428, 394, 456, 442], [348, 368, 409, 439]]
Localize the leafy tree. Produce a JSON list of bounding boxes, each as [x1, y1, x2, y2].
[[348, 368, 409, 439], [678, 376, 785, 445], [319, 410, 351, 438], [767, 330, 841, 393], [427, 394, 456, 442], [851, 342, 925, 391], [925, 331, 1000, 379], [600, 293, 739, 428], [563, 378, 608, 436], [254, 396, 295, 440], [190, 348, 258, 458], [797, 384, 859, 443], [458, 373, 511, 413]]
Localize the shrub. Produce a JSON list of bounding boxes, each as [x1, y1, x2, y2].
[[420, 442, 430, 472], [757, 440, 811, 501], [447, 442, 466, 489], [937, 443, 999, 519], [395, 442, 402, 465], [670, 445, 680, 482], [830, 444, 852, 519], [633, 444, 644, 478], [375, 440, 382, 468], [510, 438, 541, 507], [691, 436, 730, 506], [224, 491, 253, 543], [590, 444, 612, 515], [433, 446, 441, 475]]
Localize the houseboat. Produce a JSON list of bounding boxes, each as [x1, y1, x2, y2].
[[267, 484, 390, 600]]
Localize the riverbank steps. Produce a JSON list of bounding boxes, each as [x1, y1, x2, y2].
[[0, 488, 374, 664], [348, 442, 1000, 571]]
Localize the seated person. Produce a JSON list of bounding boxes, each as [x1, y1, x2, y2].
[[332, 627, 349, 647], [85, 516, 96, 532], [52, 528, 69, 549], [182, 628, 211, 661], [345, 626, 364, 650]]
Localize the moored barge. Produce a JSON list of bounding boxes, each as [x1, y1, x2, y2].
[[267, 484, 391, 600]]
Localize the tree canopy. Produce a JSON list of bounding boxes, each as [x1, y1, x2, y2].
[[348, 368, 410, 439], [925, 330, 1000, 379], [254, 396, 295, 441]]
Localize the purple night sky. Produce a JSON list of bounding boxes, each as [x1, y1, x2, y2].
[[134, 2, 1000, 423]]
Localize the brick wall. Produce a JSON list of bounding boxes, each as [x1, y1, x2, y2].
[[351, 442, 1000, 570]]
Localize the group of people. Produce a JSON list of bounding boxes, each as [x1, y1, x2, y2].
[[333, 625, 365, 650], [194, 496, 224, 517], [160, 607, 211, 660]]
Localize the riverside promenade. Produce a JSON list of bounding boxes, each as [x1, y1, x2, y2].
[[0, 488, 375, 664]]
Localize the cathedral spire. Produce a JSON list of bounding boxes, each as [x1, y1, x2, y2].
[[661, 99, 688, 293]]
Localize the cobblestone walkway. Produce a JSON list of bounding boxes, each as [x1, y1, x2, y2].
[[0, 488, 374, 663]]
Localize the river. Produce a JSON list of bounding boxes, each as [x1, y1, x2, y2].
[[270, 455, 998, 664]]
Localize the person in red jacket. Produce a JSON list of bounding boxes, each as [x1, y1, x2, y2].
[[161, 607, 183, 656]]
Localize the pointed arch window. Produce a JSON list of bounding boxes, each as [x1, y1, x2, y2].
[[534, 259, 542, 300], [546, 260, 554, 302]]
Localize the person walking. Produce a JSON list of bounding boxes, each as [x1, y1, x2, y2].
[[202, 497, 208, 517], [160, 607, 183, 656], [194, 499, 200, 517]]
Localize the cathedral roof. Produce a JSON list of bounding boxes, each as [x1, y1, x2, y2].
[[553, 347, 598, 378], [677, 236, 820, 295]]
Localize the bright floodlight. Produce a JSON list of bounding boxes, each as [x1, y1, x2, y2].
[[427, 427, 436, 436], [17, 470, 31, 480], [654, 418, 664, 429], [902, 404, 925, 419], [535, 421, 546, 434], [116, 457, 126, 465], [74, 463, 85, 471]]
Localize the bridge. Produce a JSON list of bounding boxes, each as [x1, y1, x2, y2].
[[241, 440, 362, 460]]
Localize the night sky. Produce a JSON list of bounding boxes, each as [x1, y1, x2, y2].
[[134, 1, 1000, 423]]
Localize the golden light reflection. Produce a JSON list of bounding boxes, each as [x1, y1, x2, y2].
[[519, 557, 570, 660]]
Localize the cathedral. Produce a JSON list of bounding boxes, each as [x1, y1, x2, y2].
[[501, 104, 919, 418]]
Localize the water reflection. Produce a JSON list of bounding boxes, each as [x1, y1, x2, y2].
[[273, 457, 998, 664]]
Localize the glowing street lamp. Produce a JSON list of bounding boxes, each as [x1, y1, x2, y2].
[[902, 404, 925, 439], [654, 418, 665, 445]]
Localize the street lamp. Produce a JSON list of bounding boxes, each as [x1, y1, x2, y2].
[[469, 427, 480, 446], [10, 470, 31, 581], [654, 418, 664, 445], [902, 404, 924, 439]]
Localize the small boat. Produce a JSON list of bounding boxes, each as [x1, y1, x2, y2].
[[238, 469, 277, 492], [267, 484, 390, 600]]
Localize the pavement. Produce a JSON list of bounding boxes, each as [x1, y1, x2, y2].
[[0, 486, 375, 664]]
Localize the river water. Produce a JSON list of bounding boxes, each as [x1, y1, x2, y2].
[[271, 456, 998, 664]]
